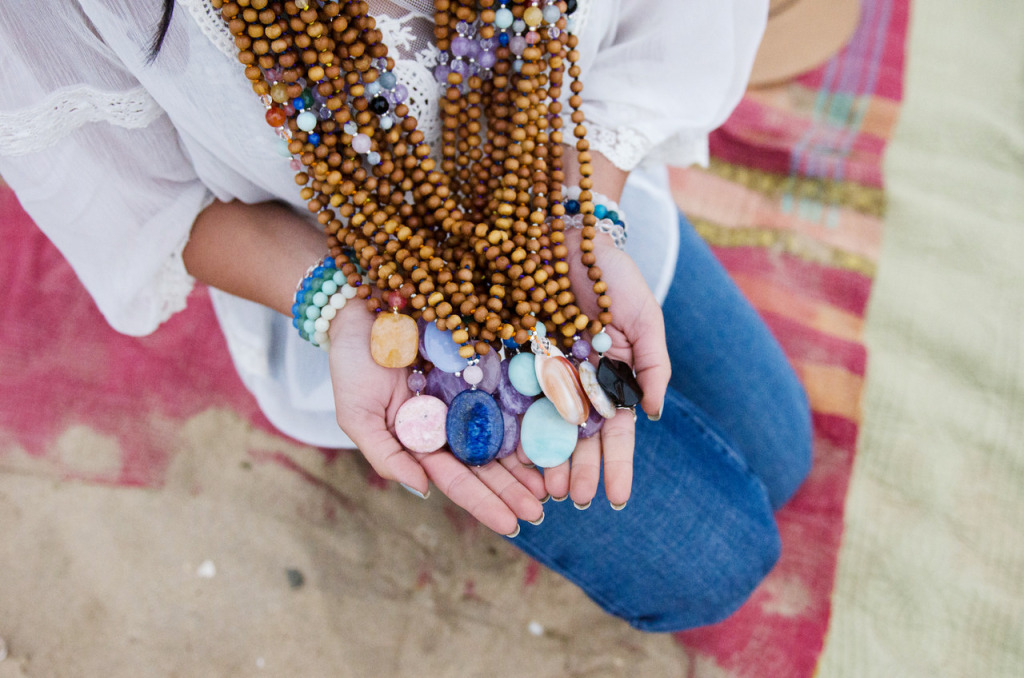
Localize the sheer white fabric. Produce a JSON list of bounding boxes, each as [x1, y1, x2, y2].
[[0, 0, 766, 446]]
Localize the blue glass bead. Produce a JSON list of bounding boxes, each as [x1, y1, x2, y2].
[[606, 211, 619, 222], [291, 303, 301, 317], [498, 32, 510, 47], [308, 132, 321, 146], [301, 279, 313, 291], [565, 199, 580, 214], [379, 71, 397, 90], [594, 204, 608, 219], [446, 390, 504, 466], [423, 323, 468, 373], [503, 338, 521, 349], [520, 398, 578, 468], [292, 97, 307, 111], [508, 352, 542, 396], [324, 258, 336, 269], [292, 317, 300, 329], [313, 266, 324, 277]]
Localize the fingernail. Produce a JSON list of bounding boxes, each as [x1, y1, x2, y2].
[[400, 483, 430, 500], [610, 500, 628, 511], [649, 404, 664, 422], [540, 494, 551, 504], [551, 495, 567, 502], [528, 512, 545, 526], [523, 462, 536, 469], [505, 525, 521, 538], [573, 500, 591, 510]]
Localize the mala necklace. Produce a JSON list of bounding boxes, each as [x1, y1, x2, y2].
[[215, 0, 643, 467]]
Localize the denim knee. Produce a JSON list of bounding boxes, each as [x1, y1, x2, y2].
[[509, 391, 783, 633]]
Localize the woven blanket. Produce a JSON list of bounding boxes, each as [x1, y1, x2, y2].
[[0, 2, 909, 674], [669, 0, 909, 674]]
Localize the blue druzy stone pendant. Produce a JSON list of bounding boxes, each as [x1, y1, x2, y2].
[[446, 389, 505, 466]]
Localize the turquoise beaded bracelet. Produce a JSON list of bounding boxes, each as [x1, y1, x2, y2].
[[291, 257, 359, 350], [562, 186, 628, 250]]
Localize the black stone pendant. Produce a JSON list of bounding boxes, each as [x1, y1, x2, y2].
[[596, 357, 643, 408], [370, 96, 390, 115]]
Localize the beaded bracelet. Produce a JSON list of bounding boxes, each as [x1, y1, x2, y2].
[[562, 186, 628, 250], [291, 257, 359, 351]]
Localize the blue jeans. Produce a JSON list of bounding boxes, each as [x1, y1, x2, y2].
[[509, 213, 813, 632]]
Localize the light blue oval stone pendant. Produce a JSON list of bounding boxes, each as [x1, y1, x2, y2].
[[423, 322, 468, 373], [520, 398, 579, 468], [446, 389, 504, 466], [508, 352, 542, 396]]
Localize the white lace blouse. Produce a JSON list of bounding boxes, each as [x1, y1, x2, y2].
[[0, 0, 766, 447]]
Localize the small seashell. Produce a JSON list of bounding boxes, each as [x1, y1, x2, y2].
[[534, 351, 590, 426], [578, 361, 617, 419]]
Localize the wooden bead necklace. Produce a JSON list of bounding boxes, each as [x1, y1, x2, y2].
[[216, 0, 643, 466]]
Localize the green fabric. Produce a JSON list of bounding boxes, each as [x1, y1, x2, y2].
[[819, 1, 1024, 675]]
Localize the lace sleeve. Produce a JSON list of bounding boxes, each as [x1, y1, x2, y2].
[[0, 5, 210, 336], [578, 0, 768, 171]]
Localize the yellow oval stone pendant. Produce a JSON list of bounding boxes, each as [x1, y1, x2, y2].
[[370, 312, 419, 368]]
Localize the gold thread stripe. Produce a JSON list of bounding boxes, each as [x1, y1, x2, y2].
[[707, 158, 887, 218], [692, 218, 878, 278]]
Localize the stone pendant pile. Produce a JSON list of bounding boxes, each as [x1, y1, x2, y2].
[[216, 0, 645, 467]]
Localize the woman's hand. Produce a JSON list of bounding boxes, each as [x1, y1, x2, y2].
[[328, 301, 546, 536], [531, 231, 671, 508]]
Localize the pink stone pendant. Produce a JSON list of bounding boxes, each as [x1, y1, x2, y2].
[[532, 337, 590, 426], [395, 395, 449, 454]]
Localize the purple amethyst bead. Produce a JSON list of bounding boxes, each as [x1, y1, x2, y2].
[[571, 338, 591, 361], [497, 358, 535, 415], [579, 407, 605, 439], [477, 349, 501, 394], [407, 371, 427, 393], [393, 84, 408, 102], [496, 410, 521, 459], [434, 64, 452, 83], [424, 367, 467, 406], [509, 35, 527, 56], [451, 36, 472, 57], [478, 50, 497, 69]]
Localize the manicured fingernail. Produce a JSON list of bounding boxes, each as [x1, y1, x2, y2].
[[505, 525, 521, 538], [551, 495, 567, 502], [400, 483, 430, 500], [528, 512, 545, 526], [573, 500, 591, 510], [540, 494, 551, 504], [649, 404, 664, 422], [610, 500, 628, 511], [523, 462, 535, 469]]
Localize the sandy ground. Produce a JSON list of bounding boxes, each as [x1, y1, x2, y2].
[[0, 408, 691, 677]]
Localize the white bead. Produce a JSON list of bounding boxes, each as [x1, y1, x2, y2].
[[297, 111, 317, 132], [329, 293, 346, 309], [592, 331, 613, 354], [314, 317, 330, 333], [463, 365, 483, 386], [320, 305, 337, 321], [342, 284, 358, 299], [313, 330, 329, 345]]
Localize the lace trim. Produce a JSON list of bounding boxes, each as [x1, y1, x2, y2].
[[0, 85, 164, 157], [180, 0, 237, 59]]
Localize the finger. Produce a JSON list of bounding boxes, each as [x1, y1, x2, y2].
[[472, 462, 544, 522], [601, 408, 636, 507], [568, 434, 602, 507], [622, 293, 671, 420], [341, 409, 430, 496], [418, 452, 520, 536], [499, 455, 548, 501], [544, 459, 571, 501], [515, 446, 534, 467]]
